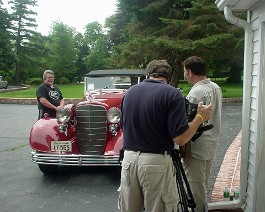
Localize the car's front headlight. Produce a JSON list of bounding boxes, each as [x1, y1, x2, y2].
[[56, 107, 70, 124], [107, 107, 121, 123]]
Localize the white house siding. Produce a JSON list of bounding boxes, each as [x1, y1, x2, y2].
[[255, 18, 265, 210], [245, 2, 265, 210], [243, 12, 258, 210], [215, 1, 265, 210]]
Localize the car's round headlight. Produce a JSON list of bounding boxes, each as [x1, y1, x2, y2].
[[107, 107, 121, 123], [56, 107, 70, 123]]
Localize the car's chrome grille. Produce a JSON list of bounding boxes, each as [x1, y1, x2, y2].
[[76, 104, 107, 155]]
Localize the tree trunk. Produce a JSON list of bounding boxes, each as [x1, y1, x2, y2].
[[227, 63, 242, 83], [15, 61, 20, 84], [170, 69, 179, 88], [170, 61, 183, 88]]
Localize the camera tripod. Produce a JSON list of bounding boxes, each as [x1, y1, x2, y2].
[[171, 149, 196, 212]]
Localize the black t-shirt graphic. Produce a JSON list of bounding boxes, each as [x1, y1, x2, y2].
[[36, 83, 63, 118]]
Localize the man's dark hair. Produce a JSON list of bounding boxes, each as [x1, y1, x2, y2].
[[146, 59, 172, 83], [183, 56, 206, 76]]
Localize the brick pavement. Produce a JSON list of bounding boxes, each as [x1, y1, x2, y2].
[[209, 130, 242, 211]]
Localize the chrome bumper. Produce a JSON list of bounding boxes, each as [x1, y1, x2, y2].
[[31, 151, 121, 166]]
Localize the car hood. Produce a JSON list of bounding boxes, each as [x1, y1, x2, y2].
[[83, 89, 126, 107]]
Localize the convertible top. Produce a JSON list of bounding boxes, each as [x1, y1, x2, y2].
[[85, 69, 146, 77]]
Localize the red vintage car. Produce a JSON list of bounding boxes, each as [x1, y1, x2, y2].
[[30, 69, 146, 174]]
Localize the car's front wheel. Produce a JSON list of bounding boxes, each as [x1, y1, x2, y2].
[[38, 164, 58, 175]]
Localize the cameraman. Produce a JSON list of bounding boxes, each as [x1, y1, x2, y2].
[[118, 59, 212, 212], [182, 56, 222, 212]]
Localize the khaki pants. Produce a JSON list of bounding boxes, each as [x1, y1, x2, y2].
[[118, 150, 179, 212], [183, 156, 213, 212]]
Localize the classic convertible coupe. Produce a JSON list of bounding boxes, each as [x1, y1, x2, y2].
[[30, 69, 146, 174]]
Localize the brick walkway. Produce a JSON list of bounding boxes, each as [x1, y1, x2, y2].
[[210, 130, 242, 202]]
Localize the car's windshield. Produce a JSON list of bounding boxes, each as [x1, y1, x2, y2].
[[85, 76, 140, 91]]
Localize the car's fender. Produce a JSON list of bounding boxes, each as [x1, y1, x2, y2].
[[29, 118, 77, 152], [104, 130, 123, 155]]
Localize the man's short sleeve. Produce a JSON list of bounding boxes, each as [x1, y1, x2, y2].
[[36, 84, 46, 99]]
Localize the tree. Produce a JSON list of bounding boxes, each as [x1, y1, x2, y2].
[[109, 0, 194, 84], [184, 0, 244, 82], [108, 0, 244, 86], [48, 21, 77, 83], [105, 4, 135, 47], [74, 32, 89, 82], [85, 35, 112, 71], [20, 32, 50, 81], [8, 0, 38, 84], [0, 1, 14, 81], [83, 22, 112, 71]]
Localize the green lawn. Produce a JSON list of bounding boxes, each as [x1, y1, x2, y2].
[[178, 81, 243, 98], [0, 81, 243, 98], [0, 84, 84, 99]]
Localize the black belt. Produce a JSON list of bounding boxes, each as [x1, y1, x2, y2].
[[125, 149, 171, 155]]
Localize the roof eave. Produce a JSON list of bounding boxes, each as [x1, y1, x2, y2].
[[85, 69, 146, 77], [215, 0, 231, 10], [215, 0, 244, 11], [215, 0, 262, 11]]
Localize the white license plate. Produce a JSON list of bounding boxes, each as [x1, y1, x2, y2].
[[51, 141, 72, 152]]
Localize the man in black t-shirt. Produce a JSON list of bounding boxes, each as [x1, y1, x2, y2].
[[36, 70, 64, 119]]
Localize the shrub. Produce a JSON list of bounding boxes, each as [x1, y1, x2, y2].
[[5, 76, 14, 84], [58, 77, 70, 84], [25, 78, 42, 85]]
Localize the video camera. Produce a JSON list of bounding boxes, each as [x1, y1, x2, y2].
[[185, 98, 213, 142]]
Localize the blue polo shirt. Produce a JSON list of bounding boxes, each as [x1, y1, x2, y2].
[[121, 79, 189, 152]]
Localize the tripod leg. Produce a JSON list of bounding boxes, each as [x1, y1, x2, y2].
[[174, 160, 189, 211], [178, 159, 196, 211], [172, 149, 196, 212]]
